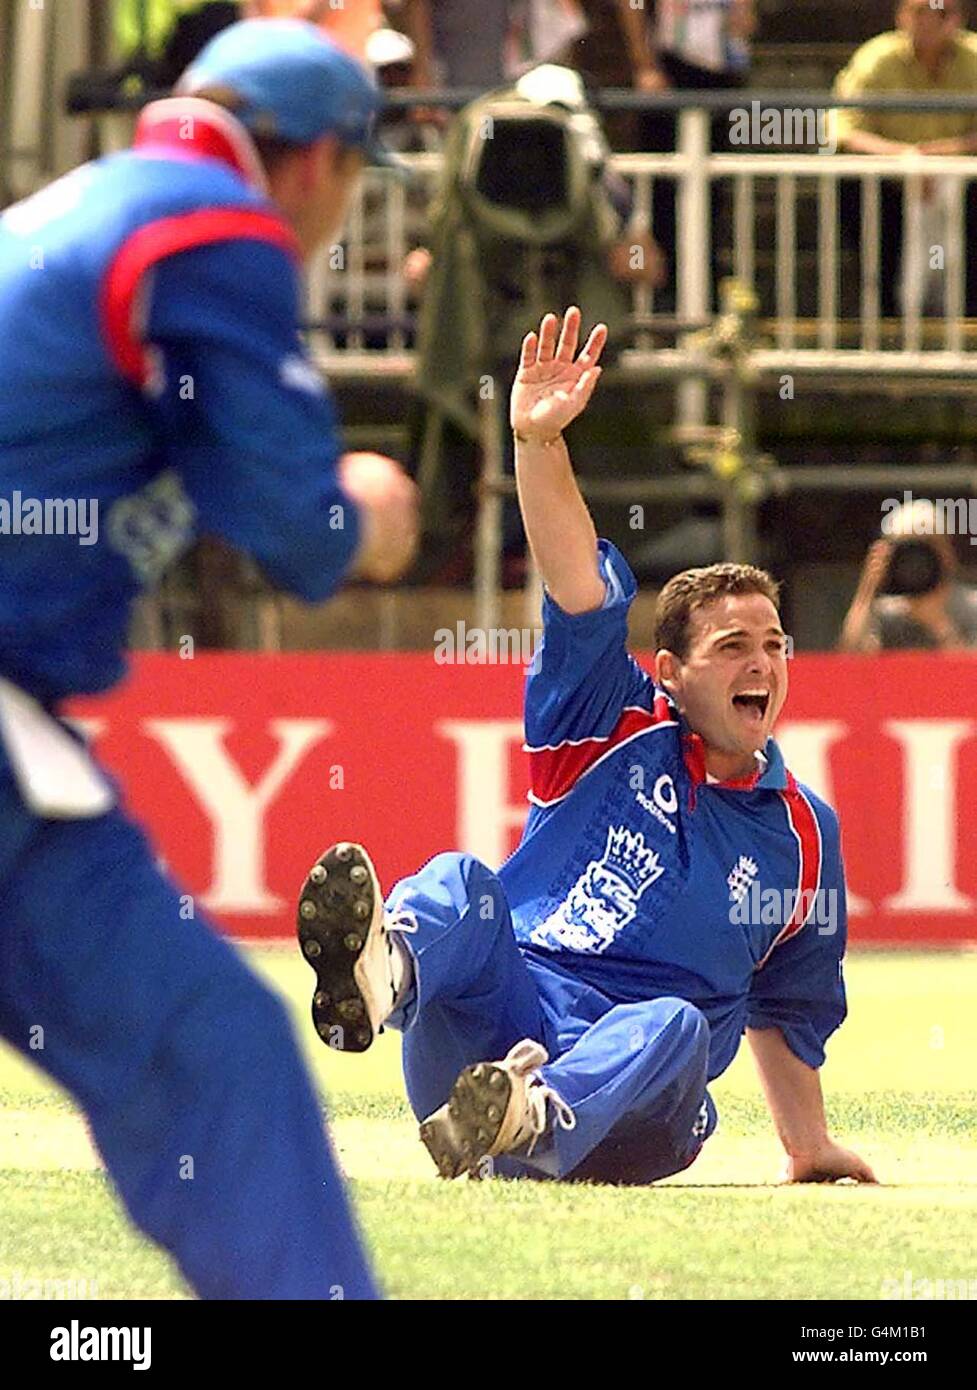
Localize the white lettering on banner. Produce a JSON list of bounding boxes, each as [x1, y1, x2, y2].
[[882, 720, 974, 912], [142, 718, 333, 911], [436, 719, 525, 869], [776, 720, 869, 914]]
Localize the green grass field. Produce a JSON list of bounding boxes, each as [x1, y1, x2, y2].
[[1, 948, 975, 1300]]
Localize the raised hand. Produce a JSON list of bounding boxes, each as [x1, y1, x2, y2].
[[510, 307, 608, 444]]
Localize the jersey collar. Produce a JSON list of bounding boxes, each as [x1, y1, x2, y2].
[[681, 726, 788, 795], [132, 97, 269, 196]]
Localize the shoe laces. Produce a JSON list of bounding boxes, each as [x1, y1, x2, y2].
[[380, 897, 419, 1020], [525, 1079, 577, 1154], [384, 896, 419, 935], [502, 1039, 577, 1154]]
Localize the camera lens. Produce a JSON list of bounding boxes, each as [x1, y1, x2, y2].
[[883, 539, 945, 597]]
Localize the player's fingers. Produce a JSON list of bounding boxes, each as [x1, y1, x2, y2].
[[572, 366, 602, 403], [536, 313, 559, 364], [555, 305, 580, 362], [519, 331, 538, 370], [578, 322, 608, 368]]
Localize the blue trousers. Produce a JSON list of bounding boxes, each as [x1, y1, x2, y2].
[[388, 853, 717, 1183], [0, 758, 377, 1300]]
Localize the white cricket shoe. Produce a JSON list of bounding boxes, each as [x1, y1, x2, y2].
[[420, 1038, 576, 1179], [296, 841, 412, 1053]]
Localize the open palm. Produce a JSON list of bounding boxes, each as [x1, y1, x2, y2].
[[510, 307, 608, 442]]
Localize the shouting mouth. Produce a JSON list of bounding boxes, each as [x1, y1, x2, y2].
[[731, 689, 770, 730]]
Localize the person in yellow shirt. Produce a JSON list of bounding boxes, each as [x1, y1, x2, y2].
[[833, 0, 977, 314], [834, 0, 977, 154]]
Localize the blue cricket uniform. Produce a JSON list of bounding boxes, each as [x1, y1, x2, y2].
[[0, 99, 376, 1296], [388, 541, 847, 1182]]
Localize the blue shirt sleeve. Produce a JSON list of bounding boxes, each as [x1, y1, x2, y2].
[[143, 237, 360, 602], [524, 539, 652, 751], [745, 803, 848, 1068]]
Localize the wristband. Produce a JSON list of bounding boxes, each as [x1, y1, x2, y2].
[[513, 430, 563, 447]]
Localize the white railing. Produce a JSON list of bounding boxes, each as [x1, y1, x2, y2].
[[307, 116, 977, 380]]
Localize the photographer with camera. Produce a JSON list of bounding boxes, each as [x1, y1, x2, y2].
[[839, 499, 977, 651]]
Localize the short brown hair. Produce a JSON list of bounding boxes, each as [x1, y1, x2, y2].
[[654, 563, 781, 658]]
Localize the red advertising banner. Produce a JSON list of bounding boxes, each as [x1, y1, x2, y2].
[[67, 651, 977, 947]]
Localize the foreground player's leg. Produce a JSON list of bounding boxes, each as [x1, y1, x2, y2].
[[0, 787, 378, 1300]]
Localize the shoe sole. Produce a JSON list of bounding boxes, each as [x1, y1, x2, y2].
[[419, 1062, 514, 1179], [296, 842, 381, 1054]]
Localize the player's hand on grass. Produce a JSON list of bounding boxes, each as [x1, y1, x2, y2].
[[511, 307, 607, 444], [341, 451, 420, 583], [784, 1142, 878, 1185]]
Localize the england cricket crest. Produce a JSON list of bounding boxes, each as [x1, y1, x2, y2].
[[530, 826, 665, 954]]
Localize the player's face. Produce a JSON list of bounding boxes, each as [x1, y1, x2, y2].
[[657, 593, 789, 774]]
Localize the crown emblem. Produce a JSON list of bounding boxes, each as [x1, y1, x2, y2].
[[600, 826, 665, 897], [530, 824, 665, 955]]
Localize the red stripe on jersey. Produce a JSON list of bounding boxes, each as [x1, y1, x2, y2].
[[528, 696, 677, 806], [757, 773, 823, 968], [101, 209, 299, 387], [133, 99, 269, 193]]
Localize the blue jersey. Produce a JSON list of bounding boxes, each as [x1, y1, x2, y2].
[[499, 541, 847, 1081], [0, 99, 359, 705]]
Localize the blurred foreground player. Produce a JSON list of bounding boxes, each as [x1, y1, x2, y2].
[[298, 308, 876, 1188], [0, 20, 417, 1297]]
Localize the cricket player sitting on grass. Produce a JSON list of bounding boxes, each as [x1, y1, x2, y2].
[[298, 307, 877, 1187], [0, 20, 417, 1297]]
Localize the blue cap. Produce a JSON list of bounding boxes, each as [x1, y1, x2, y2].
[[178, 19, 395, 165]]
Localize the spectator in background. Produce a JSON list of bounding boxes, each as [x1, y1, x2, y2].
[[251, 1, 411, 67], [839, 499, 977, 652], [615, 0, 756, 310], [115, 1, 242, 84], [402, 0, 514, 101], [616, 0, 754, 99], [401, 1, 587, 121], [116, 2, 411, 82], [834, 0, 977, 315]]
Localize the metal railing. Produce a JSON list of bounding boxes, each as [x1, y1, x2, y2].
[[306, 105, 977, 374], [294, 99, 977, 627]]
